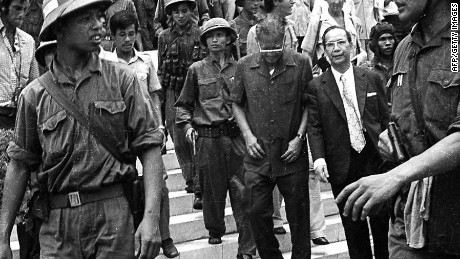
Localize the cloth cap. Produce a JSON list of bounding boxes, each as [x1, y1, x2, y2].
[[368, 22, 396, 54], [200, 18, 237, 46], [39, 0, 112, 41]]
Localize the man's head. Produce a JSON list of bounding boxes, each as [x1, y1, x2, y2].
[[322, 26, 353, 70], [0, 0, 29, 28], [200, 17, 236, 52], [236, 0, 261, 15], [256, 18, 284, 64], [369, 23, 396, 58], [111, 11, 138, 55], [394, 0, 442, 22], [264, 0, 293, 17], [326, 0, 344, 16], [165, 0, 196, 27]]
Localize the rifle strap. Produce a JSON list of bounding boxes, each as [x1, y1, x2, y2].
[[37, 71, 131, 164]]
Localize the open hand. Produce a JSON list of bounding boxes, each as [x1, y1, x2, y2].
[[244, 133, 265, 159], [135, 217, 162, 258]]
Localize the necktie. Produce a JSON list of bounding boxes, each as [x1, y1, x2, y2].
[[340, 75, 366, 153]]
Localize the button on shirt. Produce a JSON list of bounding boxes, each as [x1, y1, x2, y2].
[[0, 20, 39, 104], [175, 55, 236, 132], [230, 50, 312, 177], [7, 53, 164, 193], [114, 49, 162, 93]]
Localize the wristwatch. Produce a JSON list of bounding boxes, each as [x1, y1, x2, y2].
[[296, 133, 306, 141]]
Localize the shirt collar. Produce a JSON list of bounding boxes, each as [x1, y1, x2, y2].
[[113, 48, 146, 64], [410, 21, 451, 48], [331, 64, 353, 82], [171, 22, 193, 35], [51, 52, 102, 84], [205, 53, 235, 68]]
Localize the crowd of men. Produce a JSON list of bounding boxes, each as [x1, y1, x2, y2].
[[0, 0, 457, 259]]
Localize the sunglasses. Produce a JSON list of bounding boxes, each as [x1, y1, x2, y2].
[[257, 34, 286, 53]]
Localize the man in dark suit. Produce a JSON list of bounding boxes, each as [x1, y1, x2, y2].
[[306, 25, 390, 259]]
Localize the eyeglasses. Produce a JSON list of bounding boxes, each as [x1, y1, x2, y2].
[[324, 39, 348, 49], [257, 35, 286, 53]]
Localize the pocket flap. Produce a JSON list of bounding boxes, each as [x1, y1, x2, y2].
[[198, 77, 218, 85], [427, 69, 460, 88], [41, 110, 66, 132], [94, 100, 126, 114]]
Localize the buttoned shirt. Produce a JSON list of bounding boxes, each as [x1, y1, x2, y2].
[[230, 50, 312, 177], [246, 18, 298, 55], [7, 53, 163, 193], [175, 55, 236, 132], [114, 49, 161, 93], [389, 21, 460, 253], [0, 20, 39, 104]]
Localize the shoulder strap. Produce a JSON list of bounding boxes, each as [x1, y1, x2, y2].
[[312, 20, 322, 64], [37, 72, 132, 164]]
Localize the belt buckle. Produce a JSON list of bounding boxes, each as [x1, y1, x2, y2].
[[68, 192, 82, 207]]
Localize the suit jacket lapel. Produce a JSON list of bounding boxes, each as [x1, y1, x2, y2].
[[354, 68, 368, 118], [322, 70, 347, 121]]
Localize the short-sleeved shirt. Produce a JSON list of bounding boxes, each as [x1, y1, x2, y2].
[[7, 53, 164, 194], [0, 20, 39, 103], [389, 22, 460, 252], [230, 50, 312, 177], [114, 49, 161, 93], [175, 55, 236, 132]]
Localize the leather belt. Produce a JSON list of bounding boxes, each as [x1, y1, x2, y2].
[[195, 122, 240, 138], [48, 183, 125, 209]]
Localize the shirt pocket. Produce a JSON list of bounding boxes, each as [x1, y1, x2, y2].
[[39, 109, 68, 158], [198, 77, 220, 101], [425, 69, 460, 125], [279, 79, 297, 104], [93, 100, 127, 136]]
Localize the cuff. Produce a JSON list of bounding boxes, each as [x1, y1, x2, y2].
[[313, 158, 326, 171]]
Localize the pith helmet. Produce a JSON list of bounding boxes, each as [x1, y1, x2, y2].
[[164, 0, 197, 15], [35, 40, 57, 67], [200, 18, 237, 46], [39, 0, 112, 42]]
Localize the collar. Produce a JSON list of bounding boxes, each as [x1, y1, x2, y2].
[[237, 10, 259, 24], [409, 21, 451, 48], [331, 64, 353, 82], [249, 50, 297, 68], [171, 22, 193, 35], [205, 53, 235, 67], [51, 52, 102, 85], [113, 48, 146, 64]]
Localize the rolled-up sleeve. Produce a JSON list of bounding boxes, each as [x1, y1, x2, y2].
[[123, 71, 164, 154], [175, 66, 197, 132], [7, 88, 42, 169]]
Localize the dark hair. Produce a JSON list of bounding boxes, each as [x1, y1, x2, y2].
[[368, 22, 398, 56], [0, 0, 13, 15], [110, 10, 139, 36], [321, 25, 352, 47], [263, 0, 283, 13]]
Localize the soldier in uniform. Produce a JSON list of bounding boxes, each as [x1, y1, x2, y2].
[[175, 18, 256, 259], [229, 0, 261, 59], [158, 0, 206, 208]]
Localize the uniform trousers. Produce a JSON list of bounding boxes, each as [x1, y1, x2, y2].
[[165, 88, 199, 194], [39, 196, 134, 258], [195, 134, 256, 256], [245, 170, 310, 259]]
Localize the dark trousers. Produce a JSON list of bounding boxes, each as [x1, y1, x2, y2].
[[196, 135, 256, 255], [331, 144, 389, 259], [245, 170, 310, 259], [165, 88, 200, 194]]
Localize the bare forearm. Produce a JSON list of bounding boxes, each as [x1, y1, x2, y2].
[[0, 159, 30, 242], [139, 146, 163, 221], [232, 103, 252, 136], [391, 132, 460, 185], [297, 108, 308, 135]]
